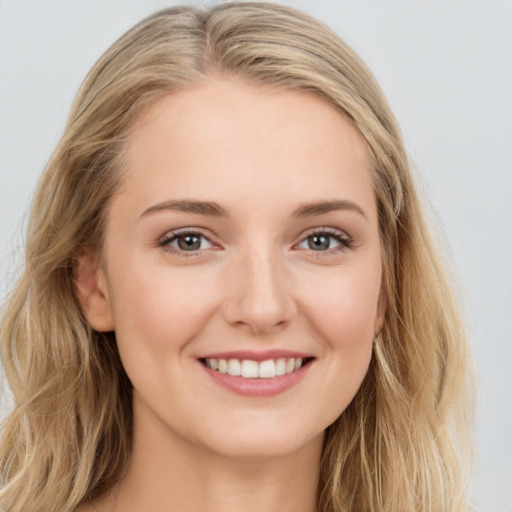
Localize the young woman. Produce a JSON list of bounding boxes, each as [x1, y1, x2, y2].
[[0, 3, 474, 511]]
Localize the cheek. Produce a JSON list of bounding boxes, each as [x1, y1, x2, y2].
[[297, 263, 380, 418], [108, 258, 218, 362], [303, 264, 381, 348]]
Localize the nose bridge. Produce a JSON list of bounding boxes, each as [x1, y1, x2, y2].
[[223, 240, 296, 334]]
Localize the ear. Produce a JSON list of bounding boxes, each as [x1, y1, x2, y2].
[[374, 287, 387, 337], [74, 250, 115, 332]]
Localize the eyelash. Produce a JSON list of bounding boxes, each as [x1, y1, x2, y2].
[[299, 227, 353, 256], [158, 229, 215, 258], [158, 227, 353, 258]]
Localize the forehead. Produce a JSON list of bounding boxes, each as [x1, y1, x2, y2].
[[117, 79, 375, 222]]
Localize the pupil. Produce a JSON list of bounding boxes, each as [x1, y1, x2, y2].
[[178, 235, 200, 250], [309, 234, 330, 251]]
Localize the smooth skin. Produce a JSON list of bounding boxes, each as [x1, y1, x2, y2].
[[76, 79, 385, 512]]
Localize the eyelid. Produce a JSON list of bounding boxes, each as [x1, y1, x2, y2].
[[157, 225, 353, 257], [293, 226, 353, 254], [158, 228, 221, 256]]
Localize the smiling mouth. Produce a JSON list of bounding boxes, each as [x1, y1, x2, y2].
[[200, 357, 315, 379]]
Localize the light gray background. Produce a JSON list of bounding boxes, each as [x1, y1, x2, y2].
[[1, 1, 511, 510]]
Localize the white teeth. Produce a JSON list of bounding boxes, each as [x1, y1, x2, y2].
[[241, 360, 259, 378], [227, 359, 241, 376], [205, 357, 309, 378], [275, 358, 286, 376], [258, 359, 276, 379], [218, 359, 228, 374]]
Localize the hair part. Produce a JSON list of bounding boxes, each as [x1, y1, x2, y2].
[[0, 3, 474, 511]]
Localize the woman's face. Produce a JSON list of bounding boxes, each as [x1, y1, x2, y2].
[[86, 79, 385, 459]]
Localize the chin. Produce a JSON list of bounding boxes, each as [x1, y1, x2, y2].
[[193, 420, 324, 460]]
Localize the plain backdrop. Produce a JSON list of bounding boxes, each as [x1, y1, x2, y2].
[[0, 1, 511, 510]]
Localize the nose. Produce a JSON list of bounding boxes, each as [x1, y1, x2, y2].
[[222, 245, 297, 335]]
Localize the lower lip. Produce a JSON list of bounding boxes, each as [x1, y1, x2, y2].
[[200, 360, 313, 397]]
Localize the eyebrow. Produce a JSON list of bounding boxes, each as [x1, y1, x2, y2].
[[140, 200, 229, 218], [291, 200, 367, 219], [140, 199, 366, 219]]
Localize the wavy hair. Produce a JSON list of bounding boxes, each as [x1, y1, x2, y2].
[[0, 3, 474, 511]]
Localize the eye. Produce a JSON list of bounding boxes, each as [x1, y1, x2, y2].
[[159, 230, 215, 254], [296, 228, 352, 253]]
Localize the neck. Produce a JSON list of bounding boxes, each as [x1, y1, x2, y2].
[[89, 397, 323, 512]]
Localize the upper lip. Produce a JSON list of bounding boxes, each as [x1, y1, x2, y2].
[[199, 350, 314, 362]]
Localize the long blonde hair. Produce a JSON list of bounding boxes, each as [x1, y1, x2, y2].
[[0, 3, 474, 511]]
